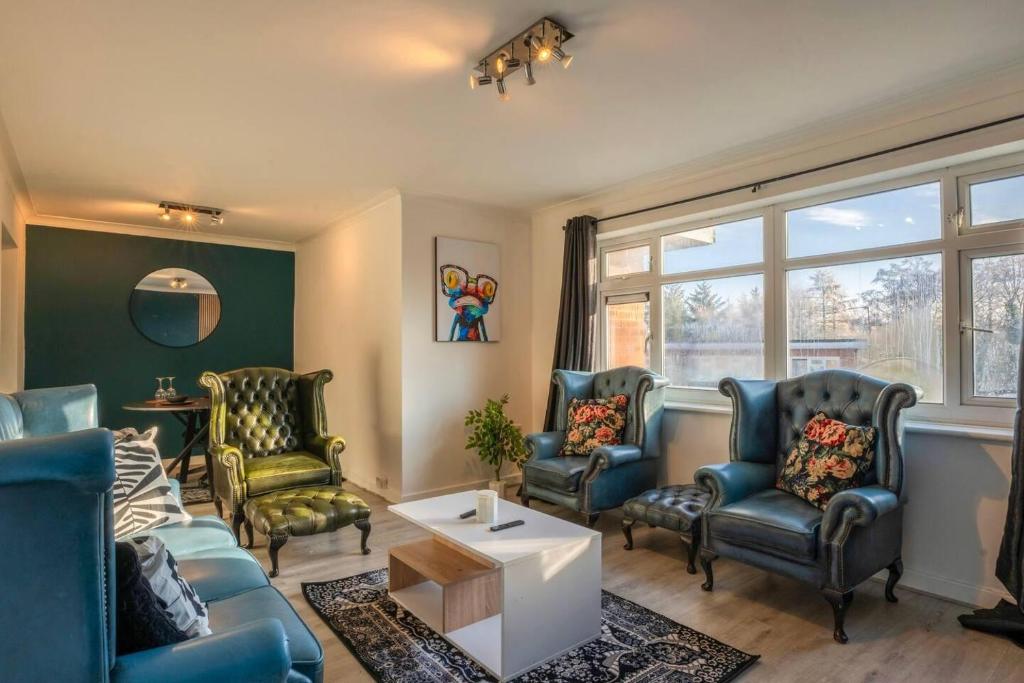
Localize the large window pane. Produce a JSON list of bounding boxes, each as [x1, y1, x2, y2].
[[605, 245, 651, 278], [970, 253, 1024, 398], [969, 173, 1024, 227], [662, 274, 764, 388], [787, 182, 941, 258], [662, 216, 762, 274], [606, 296, 650, 369], [787, 254, 943, 401]]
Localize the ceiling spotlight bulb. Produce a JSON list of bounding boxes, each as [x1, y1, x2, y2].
[[527, 35, 551, 62], [182, 211, 195, 225], [159, 208, 171, 221], [495, 53, 507, 74], [170, 277, 188, 289], [550, 45, 572, 68], [210, 213, 224, 226], [496, 77, 510, 102], [524, 61, 536, 86]]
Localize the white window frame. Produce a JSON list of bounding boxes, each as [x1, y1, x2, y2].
[[596, 150, 1024, 426]]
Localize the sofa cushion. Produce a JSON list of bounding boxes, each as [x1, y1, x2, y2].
[[709, 489, 822, 563], [777, 412, 876, 510], [561, 395, 628, 456], [175, 546, 269, 602], [208, 585, 324, 683], [525, 456, 590, 492], [138, 515, 237, 557], [244, 452, 332, 495]]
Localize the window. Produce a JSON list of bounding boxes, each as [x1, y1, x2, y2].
[[964, 251, 1024, 400], [663, 275, 764, 388], [662, 217, 762, 274], [605, 244, 651, 278], [605, 293, 650, 369], [786, 182, 941, 258], [597, 153, 1024, 425], [787, 254, 943, 402]]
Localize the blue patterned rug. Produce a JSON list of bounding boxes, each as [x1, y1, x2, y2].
[[302, 568, 758, 682]]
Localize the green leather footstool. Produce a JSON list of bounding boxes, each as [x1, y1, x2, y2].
[[243, 486, 371, 577]]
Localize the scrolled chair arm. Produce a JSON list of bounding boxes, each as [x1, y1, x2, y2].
[[694, 461, 775, 509], [820, 485, 900, 545], [306, 434, 346, 486], [524, 431, 565, 462], [585, 443, 642, 477]]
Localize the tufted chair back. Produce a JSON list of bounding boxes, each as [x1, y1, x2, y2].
[[201, 367, 303, 458], [552, 366, 669, 451], [720, 370, 917, 496]]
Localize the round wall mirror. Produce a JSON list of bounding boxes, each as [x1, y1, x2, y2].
[[130, 268, 221, 347]]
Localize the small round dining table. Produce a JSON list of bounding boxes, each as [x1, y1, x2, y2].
[[122, 397, 212, 496]]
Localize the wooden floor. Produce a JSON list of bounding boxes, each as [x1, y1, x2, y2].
[[193, 486, 1024, 683]]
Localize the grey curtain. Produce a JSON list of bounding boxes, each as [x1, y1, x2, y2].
[[543, 215, 598, 431], [960, 306, 1024, 645]]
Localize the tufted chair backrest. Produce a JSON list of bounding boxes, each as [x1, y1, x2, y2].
[[202, 367, 303, 458], [552, 366, 669, 450]]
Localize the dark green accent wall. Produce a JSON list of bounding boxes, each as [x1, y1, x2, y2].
[[25, 225, 294, 457]]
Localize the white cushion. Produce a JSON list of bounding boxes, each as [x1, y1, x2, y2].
[[113, 427, 191, 537]]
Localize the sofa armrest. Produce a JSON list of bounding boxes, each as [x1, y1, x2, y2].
[[821, 485, 900, 544], [695, 461, 775, 508], [0, 428, 113, 492], [525, 431, 565, 462], [14, 384, 99, 437], [586, 443, 642, 474], [112, 619, 291, 683]]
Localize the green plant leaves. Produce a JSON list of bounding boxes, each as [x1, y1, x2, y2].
[[464, 394, 528, 481]]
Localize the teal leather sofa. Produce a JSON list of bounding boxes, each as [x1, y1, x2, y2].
[[0, 385, 324, 683]]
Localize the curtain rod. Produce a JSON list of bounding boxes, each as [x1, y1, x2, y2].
[[593, 112, 1024, 225]]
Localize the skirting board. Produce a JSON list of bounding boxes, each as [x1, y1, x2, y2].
[[875, 566, 1014, 609], [401, 473, 524, 502]]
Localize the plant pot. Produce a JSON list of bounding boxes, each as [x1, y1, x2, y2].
[[488, 479, 506, 497]]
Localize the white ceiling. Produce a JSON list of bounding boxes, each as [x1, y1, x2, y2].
[[1, 1, 1024, 242]]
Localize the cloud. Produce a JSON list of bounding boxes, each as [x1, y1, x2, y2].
[[803, 206, 871, 229]]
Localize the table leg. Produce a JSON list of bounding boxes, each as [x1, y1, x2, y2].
[[177, 411, 198, 484]]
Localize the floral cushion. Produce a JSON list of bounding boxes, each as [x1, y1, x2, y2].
[[777, 412, 876, 510], [561, 395, 629, 456]]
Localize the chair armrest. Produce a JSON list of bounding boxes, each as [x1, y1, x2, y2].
[[0, 428, 113, 492], [821, 485, 900, 544], [209, 443, 246, 477], [306, 435, 345, 485], [525, 431, 565, 461], [112, 619, 291, 683], [695, 462, 775, 508], [586, 443, 642, 474]]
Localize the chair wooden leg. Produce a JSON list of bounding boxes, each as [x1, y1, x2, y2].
[[355, 518, 371, 555], [268, 536, 286, 578], [244, 519, 255, 550], [520, 493, 531, 508], [213, 497, 224, 519], [885, 558, 903, 603], [823, 589, 852, 644], [622, 518, 635, 550], [231, 511, 244, 545], [699, 550, 716, 591], [683, 536, 698, 575], [585, 512, 600, 528]]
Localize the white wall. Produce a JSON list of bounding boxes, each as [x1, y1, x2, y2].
[[294, 193, 404, 501], [529, 89, 1024, 606], [400, 194, 531, 499], [0, 122, 26, 394]]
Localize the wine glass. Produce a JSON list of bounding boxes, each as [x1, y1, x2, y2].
[[165, 377, 177, 399], [154, 377, 167, 401]]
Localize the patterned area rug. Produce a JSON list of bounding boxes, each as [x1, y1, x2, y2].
[[303, 568, 759, 682]]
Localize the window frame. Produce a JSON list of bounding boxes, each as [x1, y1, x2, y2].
[[596, 151, 1024, 426]]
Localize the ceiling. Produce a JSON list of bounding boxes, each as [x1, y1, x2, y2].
[[1, 1, 1024, 242]]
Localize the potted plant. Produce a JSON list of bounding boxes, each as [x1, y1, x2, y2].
[[464, 394, 528, 497]]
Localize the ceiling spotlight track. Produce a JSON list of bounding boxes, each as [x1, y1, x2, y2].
[[469, 16, 573, 102], [157, 201, 225, 228]]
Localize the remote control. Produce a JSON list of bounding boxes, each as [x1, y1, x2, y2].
[[490, 519, 525, 532], [458, 509, 476, 519]]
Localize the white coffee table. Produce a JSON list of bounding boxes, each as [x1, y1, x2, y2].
[[388, 491, 602, 681]]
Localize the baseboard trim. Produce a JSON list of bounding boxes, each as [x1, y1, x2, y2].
[[876, 566, 1013, 608], [344, 474, 401, 504], [401, 473, 524, 502]]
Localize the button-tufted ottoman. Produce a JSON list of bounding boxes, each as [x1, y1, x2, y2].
[[243, 486, 371, 577], [622, 485, 710, 574]]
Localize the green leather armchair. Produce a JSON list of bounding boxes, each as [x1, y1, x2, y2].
[[200, 367, 345, 543]]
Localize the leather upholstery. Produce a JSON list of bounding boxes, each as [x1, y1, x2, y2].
[[524, 366, 669, 516], [244, 487, 371, 540], [201, 368, 345, 517], [697, 370, 916, 596], [0, 387, 322, 683], [0, 383, 98, 442], [623, 485, 708, 533]]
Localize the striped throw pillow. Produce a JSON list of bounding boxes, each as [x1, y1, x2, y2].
[[127, 535, 211, 637], [113, 427, 191, 538]]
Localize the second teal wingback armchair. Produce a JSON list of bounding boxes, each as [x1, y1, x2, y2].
[[521, 366, 669, 527]]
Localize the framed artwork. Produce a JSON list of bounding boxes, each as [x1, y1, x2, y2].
[[435, 236, 501, 342]]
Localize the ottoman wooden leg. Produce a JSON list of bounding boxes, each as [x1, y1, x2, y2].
[[244, 518, 255, 550], [682, 534, 698, 574], [355, 518, 371, 555], [268, 535, 287, 578], [231, 511, 245, 545], [622, 518, 635, 550]]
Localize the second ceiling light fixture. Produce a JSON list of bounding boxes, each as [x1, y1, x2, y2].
[[470, 16, 574, 102]]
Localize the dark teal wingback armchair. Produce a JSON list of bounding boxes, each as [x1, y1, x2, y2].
[[695, 370, 917, 643], [521, 366, 669, 526]]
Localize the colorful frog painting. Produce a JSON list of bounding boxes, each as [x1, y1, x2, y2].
[[439, 265, 498, 342]]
